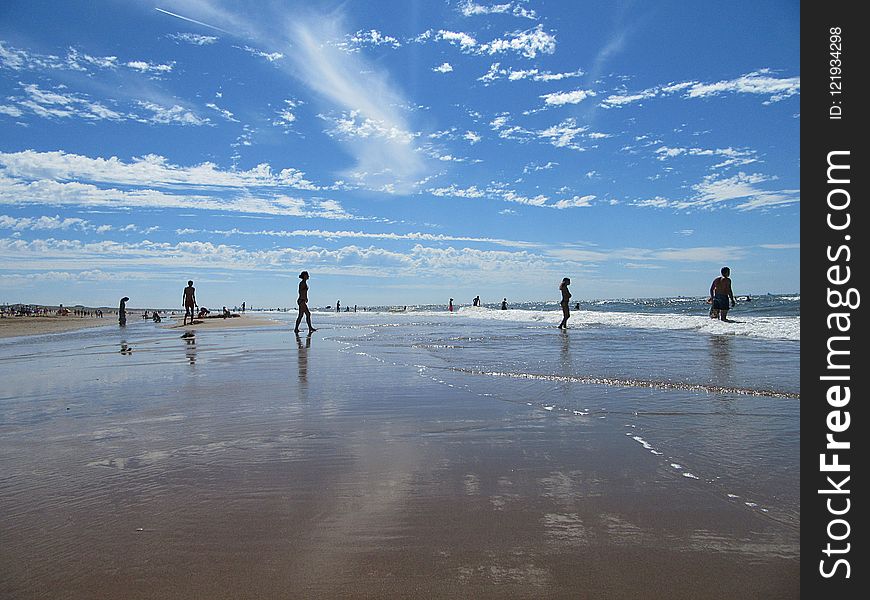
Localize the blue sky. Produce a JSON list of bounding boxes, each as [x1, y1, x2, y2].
[[0, 0, 800, 308]]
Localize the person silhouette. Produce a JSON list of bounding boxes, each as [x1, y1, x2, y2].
[[182, 280, 197, 325], [295, 271, 316, 333], [558, 278, 571, 329]]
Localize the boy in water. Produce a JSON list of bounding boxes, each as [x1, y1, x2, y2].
[[709, 267, 736, 321], [183, 280, 197, 325]]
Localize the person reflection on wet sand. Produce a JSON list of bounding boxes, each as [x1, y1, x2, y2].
[[709, 335, 733, 387], [182, 330, 196, 365], [295, 330, 312, 390]]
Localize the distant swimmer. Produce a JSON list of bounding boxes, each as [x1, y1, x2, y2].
[[295, 271, 316, 333], [574, 302, 580, 310], [558, 277, 571, 329], [473, 295, 481, 307], [501, 298, 508, 310], [708, 266, 736, 321], [183, 280, 197, 326], [449, 298, 454, 312], [119, 296, 129, 326]]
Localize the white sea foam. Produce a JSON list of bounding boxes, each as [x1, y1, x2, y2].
[[456, 306, 799, 341]]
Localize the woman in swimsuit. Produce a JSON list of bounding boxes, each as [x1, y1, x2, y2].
[[558, 277, 571, 329], [294, 271, 316, 333]]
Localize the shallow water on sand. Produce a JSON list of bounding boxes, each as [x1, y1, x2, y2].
[[0, 313, 799, 599]]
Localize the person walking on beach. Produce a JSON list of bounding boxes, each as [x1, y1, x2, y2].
[[448, 298, 454, 312], [183, 280, 197, 326], [558, 277, 571, 329], [118, 296, 129, 326], [295, 271, 316, 333], [501, 298, 508, 310], [709, 266, 736, 321], [473, 295, 480, 307]]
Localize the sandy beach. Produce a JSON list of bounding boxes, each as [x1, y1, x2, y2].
[[0, 310, 799, 599], [0, 314, 116, 339]]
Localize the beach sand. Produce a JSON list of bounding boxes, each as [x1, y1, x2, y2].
[[0, 317, 798, 599], [0, 315, 116, 339]]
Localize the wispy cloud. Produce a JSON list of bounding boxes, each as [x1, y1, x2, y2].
[[1, 41, 174, 76], [287, 16, 429, 193], [601, 70, 799, 108], [632, 172, 799, 211]]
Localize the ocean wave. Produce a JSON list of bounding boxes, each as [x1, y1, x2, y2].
[[455, 306, 799, 341]]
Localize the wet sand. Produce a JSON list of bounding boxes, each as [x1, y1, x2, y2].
[[0, 322, 798, 599]]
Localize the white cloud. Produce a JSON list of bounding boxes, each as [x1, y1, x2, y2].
[[541, 89, 597, 106], [167, 32, 219, 45], [463, 131, 482, 144], [0, 150, 321, 191], [479, 62, 582, 84], [0, 104, 23, 117], [433, 62, 454, 73], [124, 60, 174, 74], [0, 174, 354, 218], [537, 118, 588, 149], [236, 45, 283, 62], [0, 214, 89, 231], [601, 71, 798, 108], [686, 70, 800, 103], [1, 41, 173, 76], [135, 101, 210, 126], [205, 102, 239, 122], [434, 25, 555, 58], [632, 172, 799, 211], [335, 30, 402, 52]]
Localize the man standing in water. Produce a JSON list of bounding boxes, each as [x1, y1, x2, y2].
[[558, 277, 571, 329], [709, 266, 736, 321], [183, 280, 197, 326]]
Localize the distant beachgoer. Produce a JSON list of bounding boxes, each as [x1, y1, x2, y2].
[[295, 271, 316, 333], [183, 280, 197, 325], [558, 278, 571, 329], [198, 307, 209, 319], [119, 297, 129, 326], [501, 298, 507, 310], [336, 300, 341, 313], [473, 295, 480, 307], [448, 298, 454, 312], [709, 267, 736, 321], [354, 305, 357, 312], [222, 306, 230, 318], [574, 302, 580, 310], [241, 301, 246, 312], [153, 311, 161, 323]]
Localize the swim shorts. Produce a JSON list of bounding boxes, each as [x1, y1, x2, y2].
[[712, 294, 730, 310]]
